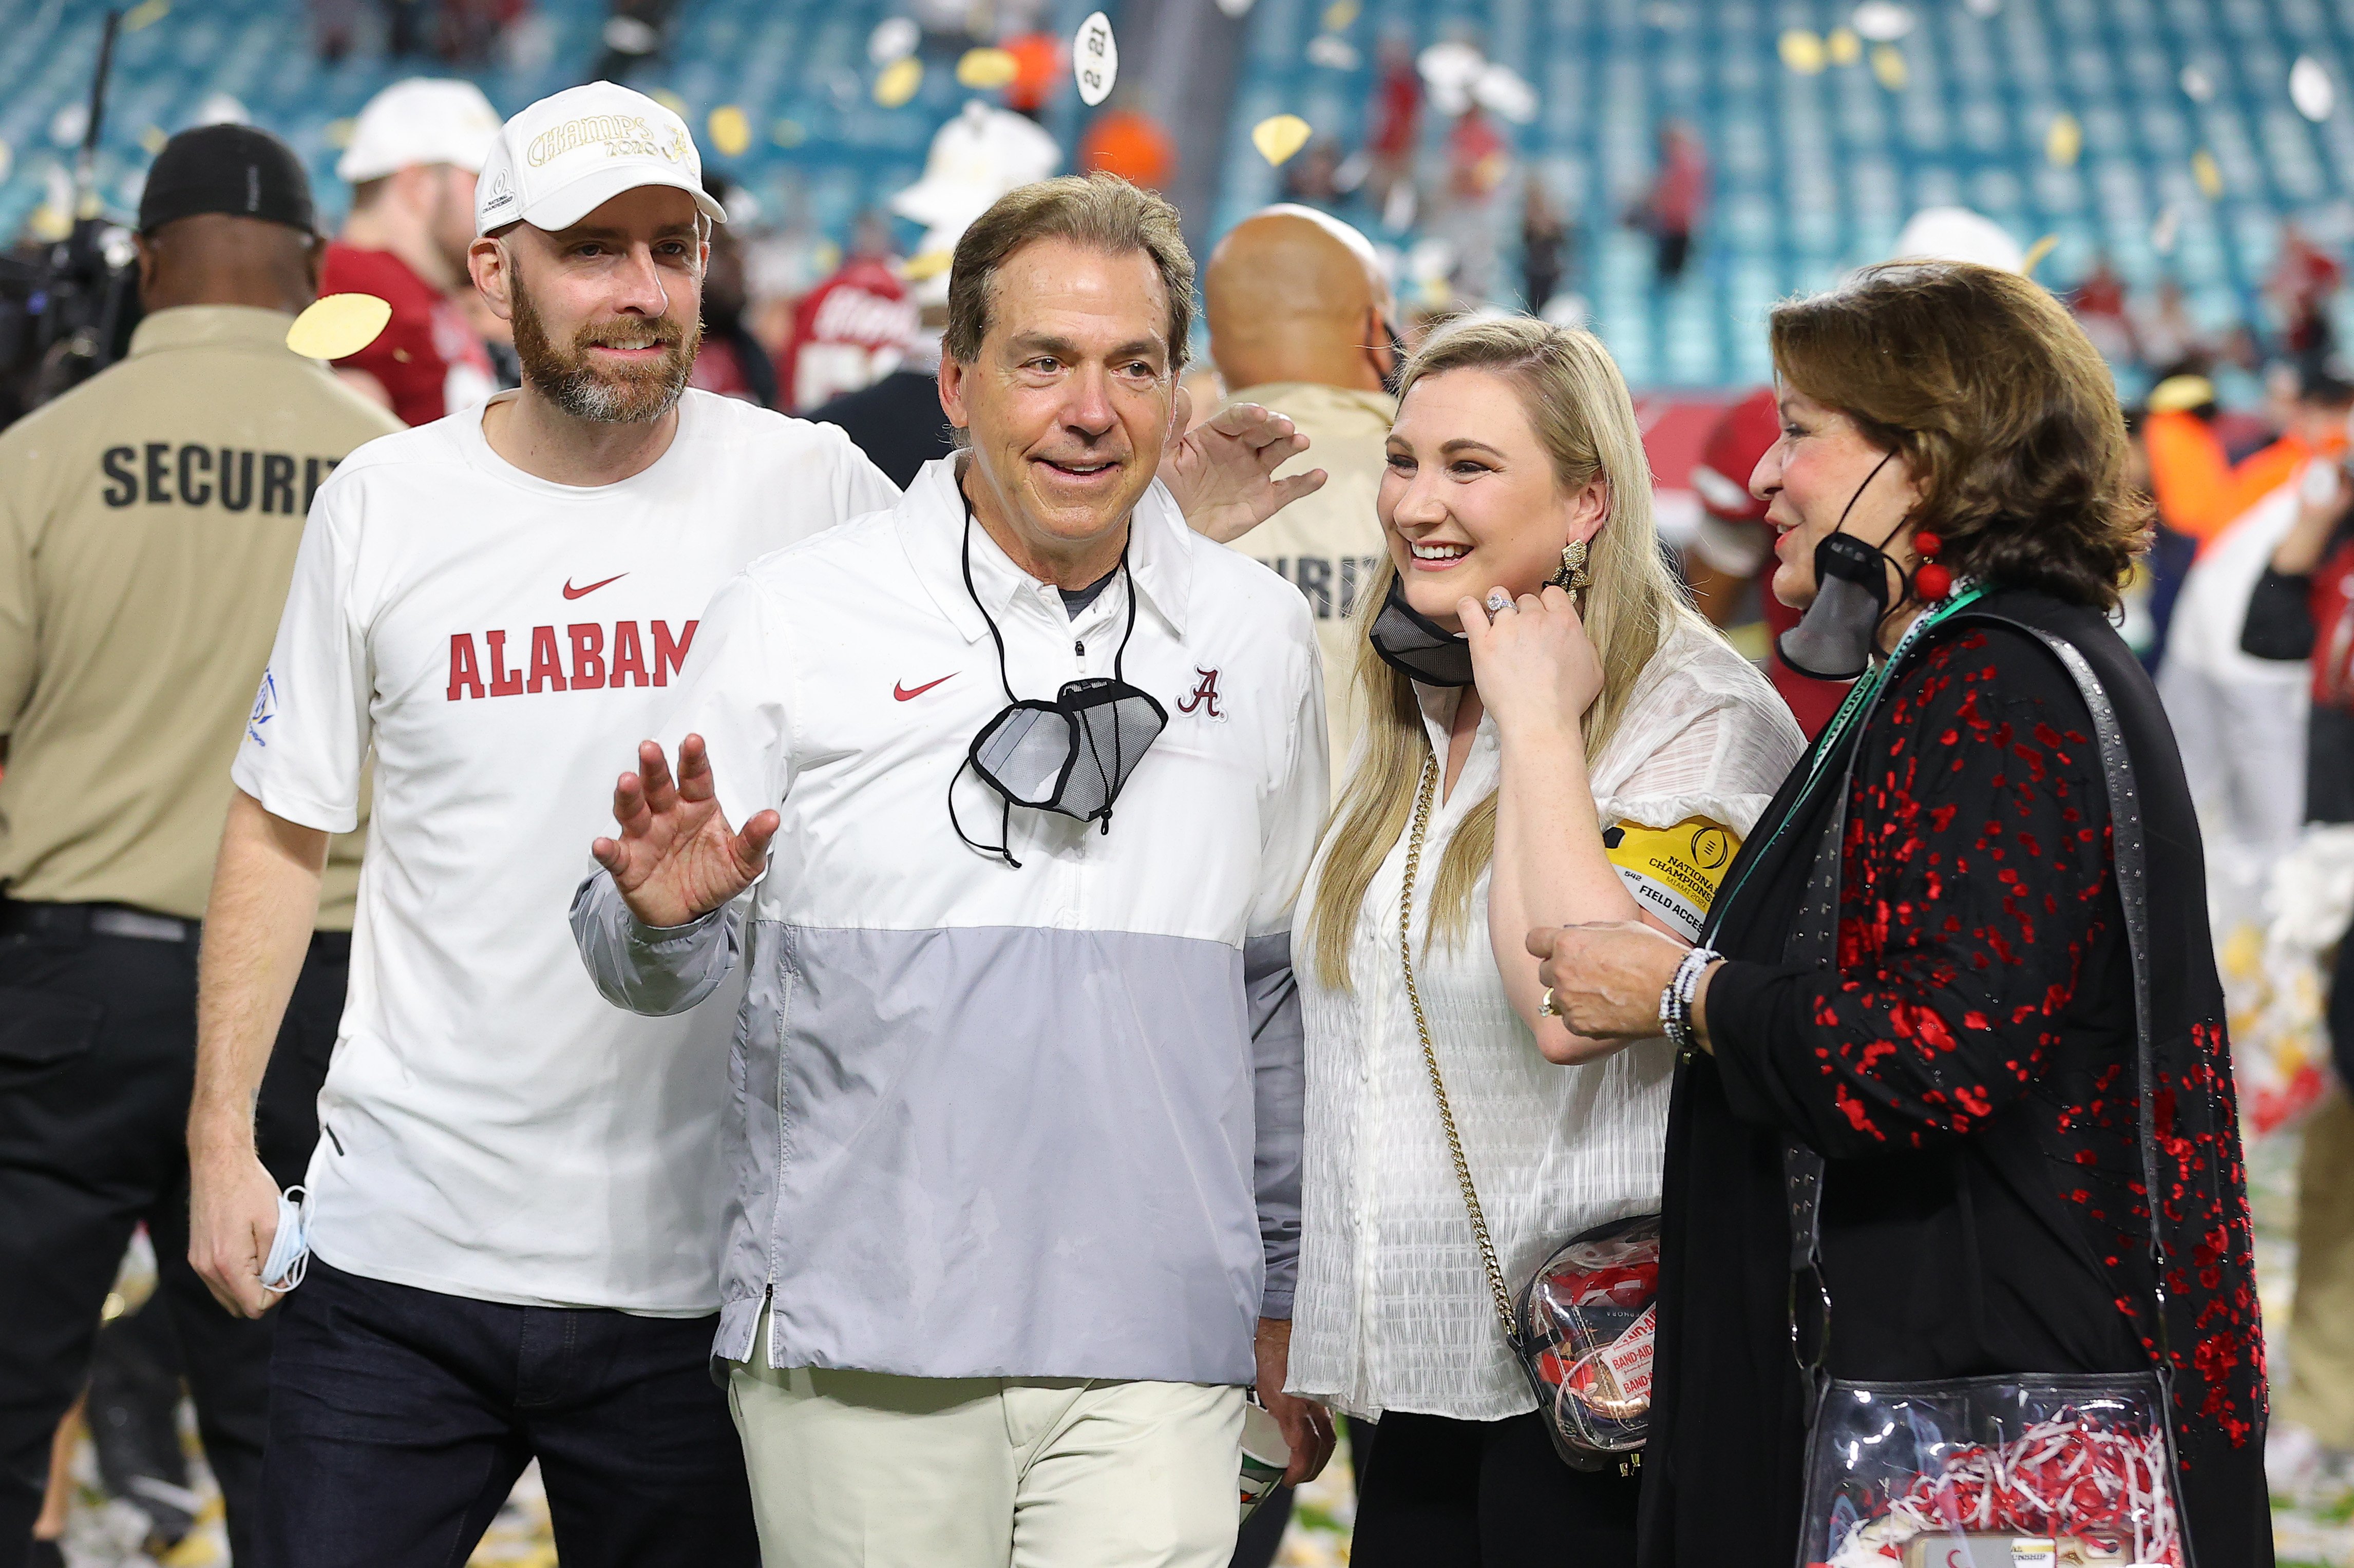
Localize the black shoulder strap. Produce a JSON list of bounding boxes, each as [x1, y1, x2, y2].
[[1779, 613, 2170, 1386]]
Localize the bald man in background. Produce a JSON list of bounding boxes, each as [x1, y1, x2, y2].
[[1201, 206, 1399, 780]]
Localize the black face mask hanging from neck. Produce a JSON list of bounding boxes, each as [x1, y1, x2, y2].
[[1776, 451, 1913, 682]]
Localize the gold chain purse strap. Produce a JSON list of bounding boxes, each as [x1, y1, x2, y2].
[[1397, 755, 1518, 1340]]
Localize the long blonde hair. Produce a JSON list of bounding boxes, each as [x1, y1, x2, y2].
[[1306, 315, 1700, 988]]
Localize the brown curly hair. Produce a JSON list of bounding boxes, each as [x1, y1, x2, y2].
[[1769, 261, 2150, 609]]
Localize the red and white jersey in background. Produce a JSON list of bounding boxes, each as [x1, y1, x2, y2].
[[776, 255, 917, 414]]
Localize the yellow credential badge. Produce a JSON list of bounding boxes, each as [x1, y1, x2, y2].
[[1601, 817, 1740, 941]]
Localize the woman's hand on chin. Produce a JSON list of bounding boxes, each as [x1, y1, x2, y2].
[[1459, 583, 1603, 741], [1526, 921, 1687, 1041]]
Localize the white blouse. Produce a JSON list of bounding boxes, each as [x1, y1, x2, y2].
[[1286, 614, 1808, 1422]]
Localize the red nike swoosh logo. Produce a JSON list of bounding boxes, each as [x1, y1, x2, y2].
[[562, 572, 629, 600], [894, 675, 954, 701]]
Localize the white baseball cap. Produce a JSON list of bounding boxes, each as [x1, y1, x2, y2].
[[337, 78, 503, 183], [474, 82, 726, 238]]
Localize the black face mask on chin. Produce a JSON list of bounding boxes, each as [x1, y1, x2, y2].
[[1775, 451, 1911, 682], [1366, 575, 1476, 687]]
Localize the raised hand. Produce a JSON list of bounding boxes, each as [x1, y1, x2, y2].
[[592, 734, 780, 929], [1458, 582, 1605, 740], [1161, 392, 1329, 544]]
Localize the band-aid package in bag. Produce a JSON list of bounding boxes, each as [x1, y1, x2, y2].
[[1800, 1374, 2182, 1568], [1514, 1213, 1661, 1466]]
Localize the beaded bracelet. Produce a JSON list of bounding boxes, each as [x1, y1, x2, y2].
[[1658, 945, 1720, 1052]]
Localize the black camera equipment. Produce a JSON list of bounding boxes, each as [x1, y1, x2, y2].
[[0, 9, 139, 429]]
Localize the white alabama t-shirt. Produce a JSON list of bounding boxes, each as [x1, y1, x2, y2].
[[234, 389, 899, 1311]]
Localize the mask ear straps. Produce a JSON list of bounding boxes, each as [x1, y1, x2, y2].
[[946, 755, 1021, 869]]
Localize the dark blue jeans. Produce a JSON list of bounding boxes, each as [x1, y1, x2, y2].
[[260, 1257, 756, 1568]]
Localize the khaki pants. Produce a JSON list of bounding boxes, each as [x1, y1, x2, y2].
[[2287, 1090, 2354, 1448], [728, 1313, 1245, 1568]]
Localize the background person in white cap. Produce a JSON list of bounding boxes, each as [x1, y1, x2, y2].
[[187, 81, 1322, 1568], [321, 77, 504, 425]]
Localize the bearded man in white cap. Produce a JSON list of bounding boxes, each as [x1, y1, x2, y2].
[[323, 77, 504, 425], [186, 81, 1320, 1568]]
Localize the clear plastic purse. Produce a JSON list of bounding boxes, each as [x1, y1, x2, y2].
[[1396, 759, 1659, 1473]]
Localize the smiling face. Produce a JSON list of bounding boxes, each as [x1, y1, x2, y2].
[[472, 184, 706, 425], [1378, 366, 1605, 626], [1752, 386, 1924, 609], [938, 237, 1176, 581]]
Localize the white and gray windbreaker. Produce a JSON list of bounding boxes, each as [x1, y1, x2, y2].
[[572, 457, 1330, 1386]]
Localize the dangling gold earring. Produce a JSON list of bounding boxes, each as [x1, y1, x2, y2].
[[1549, 539, 1591, 604]]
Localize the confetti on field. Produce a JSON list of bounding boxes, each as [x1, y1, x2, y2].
[[956, 48, 1020, 89], [1322, 0, 1359, 30], [1779, 28, 1827, 75], [2020, 233, 2058, 276], [2181, 65, 2213, 102], [1870, 43, 1907, 89], [287, 295, 391, 361], [1252, 114, 1313, 166], [2193, 147, 2224, 198], [875, 56, 923, 106], [1073, 12, 1116, 107], [2046, 111, 2082, 166], [707, 105, 751, 157], [1827, 27, 1862, 66], [123, 0, 170, 30]]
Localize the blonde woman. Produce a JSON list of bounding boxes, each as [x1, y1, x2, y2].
[[1283, 318, 1803, 1564]]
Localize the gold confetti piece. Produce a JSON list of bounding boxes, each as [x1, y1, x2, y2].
[[286, 294, 392, 361], [875, 56, 923, 107], [2192, 148, 2223, 199], [708, 105, 751, 158], [902, 249, 954, 281], [1778, 29, 1827, 75], [956, 48, 1019, 88], [1251, 113, 1313, 166], [322, 117, 355, 149], [772, 119, 806, 147], [2020, 233, 2058, 276], [1827, 27, 1861, 65], [138, 124, 168, 155], [1322, 0, 1359, 30], [1869, 43, 1907, 89], [649, 88, 689, 116], [0, 142, 11, 184], [2045, 111, 2081, 166], [122, 0, 170, 30]]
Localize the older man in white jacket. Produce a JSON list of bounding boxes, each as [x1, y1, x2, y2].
[[571, 174, 1337, 1568]]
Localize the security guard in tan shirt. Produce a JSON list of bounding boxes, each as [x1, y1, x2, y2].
[[1201, 206, 1400, 788], [0, 124, 399, 1568]]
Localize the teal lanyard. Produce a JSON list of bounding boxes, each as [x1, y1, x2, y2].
[[1707, 584, 1989, 939]]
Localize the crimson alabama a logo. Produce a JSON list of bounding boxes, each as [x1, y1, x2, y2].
[[1175, 667, 1225, 720]]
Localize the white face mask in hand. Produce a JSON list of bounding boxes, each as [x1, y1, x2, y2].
[[260, 1185, 310, 1294]]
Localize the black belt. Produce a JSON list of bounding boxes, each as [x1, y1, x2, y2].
[[0, 900, 351, 957]]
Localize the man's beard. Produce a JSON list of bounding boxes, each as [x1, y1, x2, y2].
[[510, 281, 700, 425]]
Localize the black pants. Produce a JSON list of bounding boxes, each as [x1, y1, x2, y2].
[[0, 908, 346, 1568], [261, 1257, 757, 1567], [1350, 1410, 1640, 1567]]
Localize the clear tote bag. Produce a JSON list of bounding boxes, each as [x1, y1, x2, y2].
[[1780, 622, 2190, 1568]]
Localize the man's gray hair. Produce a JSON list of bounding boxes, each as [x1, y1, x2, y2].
[[944, 174, 1193, 372]]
